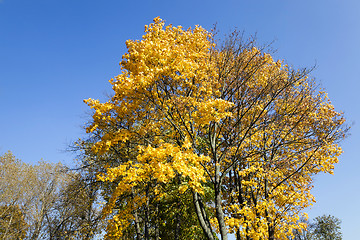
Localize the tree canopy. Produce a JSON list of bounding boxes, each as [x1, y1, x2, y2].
[[82, 17, 347, 240], [0, 151, 103, 239], [311, 215, 342, 240], [291, 214, 342, 240]]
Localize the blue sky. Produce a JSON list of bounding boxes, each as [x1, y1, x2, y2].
[[1, 0, 359, 238]]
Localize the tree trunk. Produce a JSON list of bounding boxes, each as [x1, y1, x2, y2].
[[144, 184, 150, 240], [155, 203, 160, 240], [192, 191, 215, 240], [134, 207, 142, 240], [175, 200, 181, 240], [215, 180, 228, 240], [210, 123, 228, 240]]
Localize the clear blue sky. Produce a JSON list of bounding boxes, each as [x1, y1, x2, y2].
[[1, 0, 359, 238]]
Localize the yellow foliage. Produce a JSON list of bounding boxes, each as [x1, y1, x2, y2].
[[83, 17, 347, 239]]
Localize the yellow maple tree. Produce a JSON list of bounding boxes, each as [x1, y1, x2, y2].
[[83, 17, 347, 240]]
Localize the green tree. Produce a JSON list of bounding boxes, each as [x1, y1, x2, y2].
[[310, 215, 342, 240], [290, 215, 342, 240]]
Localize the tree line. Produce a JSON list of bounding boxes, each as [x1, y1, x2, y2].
[[0, 151, 103, 239]]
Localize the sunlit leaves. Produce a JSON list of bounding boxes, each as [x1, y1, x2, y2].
[[83, 17, 347, 239]]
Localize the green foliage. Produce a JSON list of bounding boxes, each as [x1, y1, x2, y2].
[[291, 215, 342, 240], [311, 215, 342, 240]]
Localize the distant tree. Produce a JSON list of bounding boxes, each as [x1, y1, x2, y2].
[[0, 152, 72, 239], [291, 214, 342, 240], [26, 161, 67, 239], [0, 151, 105, 239], [311, 215, 342, 240], [0, 151, 34, 239]]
